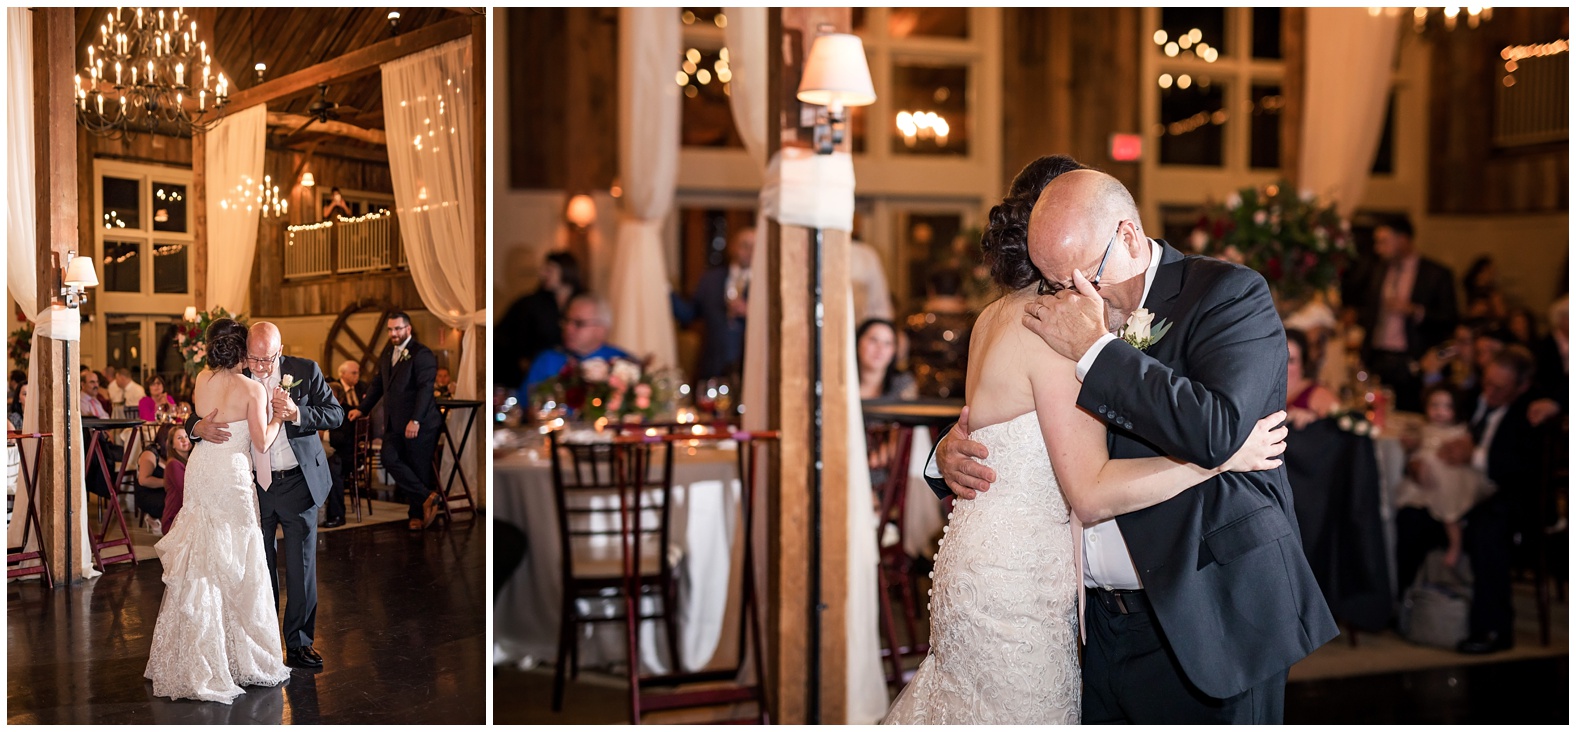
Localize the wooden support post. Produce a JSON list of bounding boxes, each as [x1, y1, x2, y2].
[[192, 6, 215, 311], [471, 12, 488, 484], [33, 6, 85, 583], [1281, 8, 1306, 187], [766, 7, 854, 725]]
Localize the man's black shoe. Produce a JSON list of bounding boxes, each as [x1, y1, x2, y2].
[[286, 646, 325, 668], [1457, 632, 1513, 654]]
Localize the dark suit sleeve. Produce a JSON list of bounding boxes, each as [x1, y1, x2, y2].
[[923, 423, 956, 500], [359, 360, 386, 416], [1418, 261, 1459, 351], [184, 412, 201, 442], [410, 347, 439, 424], [1078, 267, 1285, 470], [292, 361, 343, 432]]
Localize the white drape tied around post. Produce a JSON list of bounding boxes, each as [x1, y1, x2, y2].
[[761, 148, 857, 233], [5, 9, 98, 580], [609, 6, 680, 369], [1299, 8, 1402, 218], [383, 36, 482, 501], [203, 103, 267, 314]]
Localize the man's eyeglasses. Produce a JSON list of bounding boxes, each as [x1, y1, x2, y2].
[[563, 318, 602, 329], [246, 351, 281, 366], [1039, 223, 1120, 296]]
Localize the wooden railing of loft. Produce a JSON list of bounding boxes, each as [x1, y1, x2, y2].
[[284, 213, 403, 280]]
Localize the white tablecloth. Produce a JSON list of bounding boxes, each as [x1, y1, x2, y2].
[[902, 426, 947, 559], [493, 442, 744, 674]]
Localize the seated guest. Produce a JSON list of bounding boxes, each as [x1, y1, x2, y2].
[[1505, 305, 1539, 347], [160, 426, 193, 534], [517, 294, 634, 403], [138, 374, 177, 422], [1285, 329, 1339, 429], [80, 369, 110, 419], [1437, 346, 1543, 653], [857, 319, 917, 401], [7, 369, 24, 421], [135, 425, 173, 533], [1422, 322, 1484, 398], [1394, 385, 1494, 595], [434, 367, 454, 400], [1462, 256, 1507, 322], [1533, 296, 1568, 410], [8, 381, 24, 431], [326, 359, 368, 530]]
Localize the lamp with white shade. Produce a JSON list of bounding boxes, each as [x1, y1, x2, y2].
[[792, 25, 876, 724], [61, 251, 100, 309], [796, 30, 876, 155]]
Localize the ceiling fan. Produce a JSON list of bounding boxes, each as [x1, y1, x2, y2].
[[283, 84, 364, 137]]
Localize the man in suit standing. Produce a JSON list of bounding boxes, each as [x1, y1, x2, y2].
[[1355, 216, 1459, 412], [324, 360, 368, 529], [933, 169, 1336, 723], [675, 226, 752, 382], [190, 322, 343, 669], [349, 312, 443, 531]]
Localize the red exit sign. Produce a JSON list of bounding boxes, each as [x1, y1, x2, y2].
[[1109, 133, 1143, 162]]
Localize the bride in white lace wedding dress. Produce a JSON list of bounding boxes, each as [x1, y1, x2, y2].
[[145, 319, 291, 703]]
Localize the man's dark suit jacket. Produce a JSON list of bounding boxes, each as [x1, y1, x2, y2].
[[358, 338, 442, 433], [677, 265, 746, 381], [185, 356, 343, 505], [328, 380, 369, 455], [1356, 255, 1459, 359], [928, 241, 1338, 700]]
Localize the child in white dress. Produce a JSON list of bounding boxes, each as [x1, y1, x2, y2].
[[1396, 386, 1494, 569]]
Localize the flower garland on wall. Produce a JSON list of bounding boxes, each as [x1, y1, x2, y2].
[[176, 306, 247, 378], [1191, 180, 1355, 305]]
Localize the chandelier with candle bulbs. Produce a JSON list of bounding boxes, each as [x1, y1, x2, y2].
[[76, 7, 231, 139]]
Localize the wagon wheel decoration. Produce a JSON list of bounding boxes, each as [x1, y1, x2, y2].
[[323, 299, 400, 378]]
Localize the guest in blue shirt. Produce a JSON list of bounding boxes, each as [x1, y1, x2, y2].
[[518, 293, 635, 405]]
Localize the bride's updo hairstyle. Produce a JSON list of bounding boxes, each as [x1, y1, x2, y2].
[[980, 154, 1087, 290], [205, 318, 249, 370]]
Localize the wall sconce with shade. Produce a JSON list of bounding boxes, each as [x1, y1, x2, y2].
[[300, 172, 315, 188], [183, 306, 199, 322], [796, 30, 876, 155], [61, 251, 100, 309], [794, 25, 876, 725]]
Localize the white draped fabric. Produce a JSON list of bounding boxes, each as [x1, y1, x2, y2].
[[608, 7, 680, 368], [382, 36, 482, 500], [726, 8, 885, 721], [5, 9, 97, 578], [203, 103, 267, 313], [1299, 8, 1402, 218]]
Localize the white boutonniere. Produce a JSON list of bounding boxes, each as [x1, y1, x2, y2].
[[279, 374, 300, 391], [1120, 308, 1173, 351], [399, 349, 411, 363]]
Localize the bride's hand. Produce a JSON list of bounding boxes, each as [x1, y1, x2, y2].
[[1220, 411, 1288, 473]]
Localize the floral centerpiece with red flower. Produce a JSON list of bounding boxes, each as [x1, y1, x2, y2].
[[530, 355, 677, 425], [1191, 180, 1355, 306], [176, 306, 247, 379]]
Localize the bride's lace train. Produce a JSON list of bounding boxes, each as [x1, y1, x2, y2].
[[144, 421, 290, 703], [883, 412, 1081, 724]]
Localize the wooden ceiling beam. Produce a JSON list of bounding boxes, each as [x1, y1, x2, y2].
[[277, 140, 390, 165], [223, 14, 472, 112], [266, 111, 387, 146]]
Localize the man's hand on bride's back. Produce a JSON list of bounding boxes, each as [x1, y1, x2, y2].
[[193, 409, 232, 444], [940, 405, 996, 500], [1220, 410, 1288, 473]]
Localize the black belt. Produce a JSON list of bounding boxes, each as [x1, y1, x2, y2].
[[1088, 587, 1151, 615], [272, 465, 304, 478]]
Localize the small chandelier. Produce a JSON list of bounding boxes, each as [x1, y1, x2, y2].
[[221, 175, 288, 219], [1413, 6, 1493, 34], [76, 7, 231, 139]]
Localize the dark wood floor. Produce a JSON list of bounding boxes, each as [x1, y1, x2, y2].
[[1287, 656, 1569, 724], [7, 517, 487, 725]]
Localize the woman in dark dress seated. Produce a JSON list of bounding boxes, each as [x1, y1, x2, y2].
[[1286, 328, 1339, 428], [135, 425, 174, 532]]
